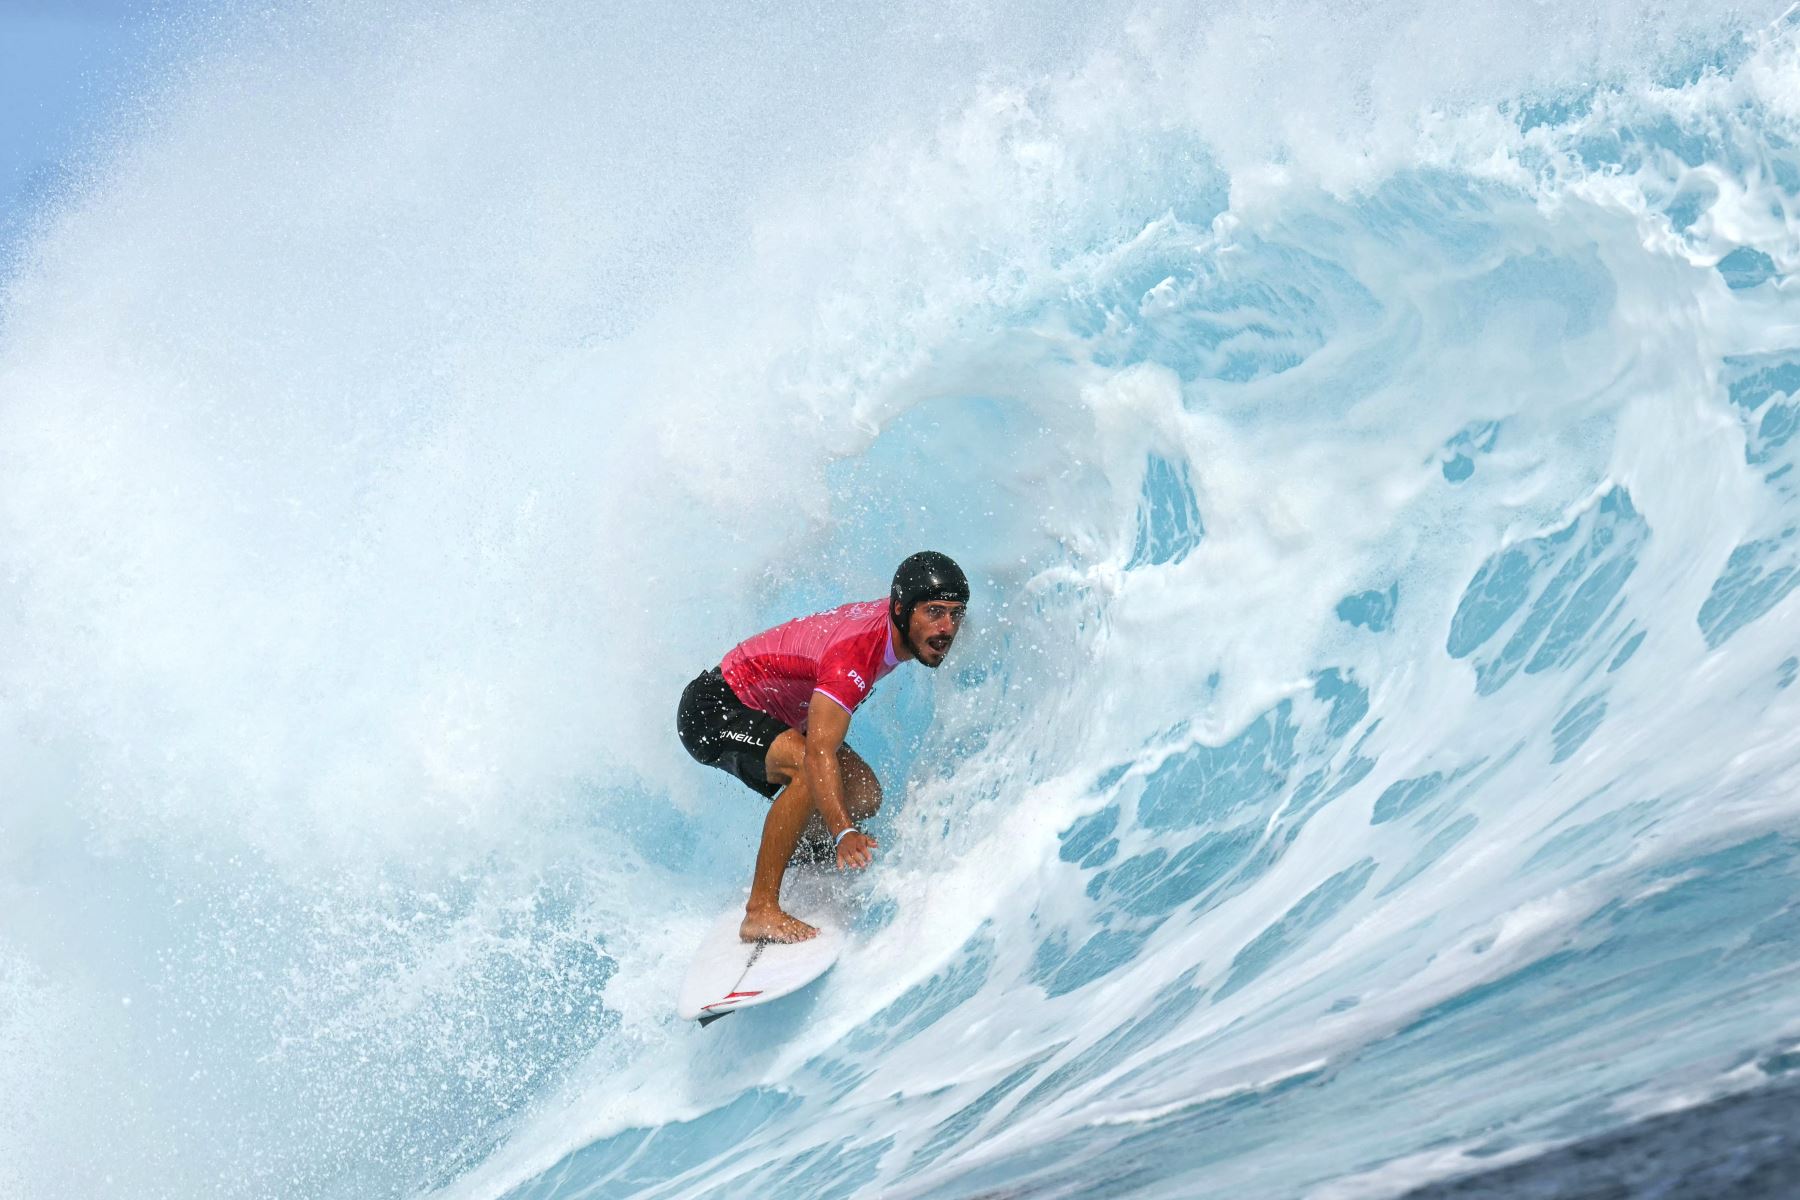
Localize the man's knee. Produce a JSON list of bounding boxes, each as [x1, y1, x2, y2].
[[838, 746, 883, 818], [766, 737, 882, 816], [763, 729, 809, 789]]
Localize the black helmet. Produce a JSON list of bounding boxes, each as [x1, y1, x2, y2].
[[890, 551, 970, 628]]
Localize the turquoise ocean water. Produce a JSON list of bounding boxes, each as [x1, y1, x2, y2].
[[5, 3, 1800, 1197]]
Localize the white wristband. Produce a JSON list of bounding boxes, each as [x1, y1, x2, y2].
[[834, 827, 858, 847]]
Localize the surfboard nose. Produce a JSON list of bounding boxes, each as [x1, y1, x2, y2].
[[677, 869, 849, 1024]]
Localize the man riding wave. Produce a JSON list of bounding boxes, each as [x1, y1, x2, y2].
[[676, 552, 970, 943]]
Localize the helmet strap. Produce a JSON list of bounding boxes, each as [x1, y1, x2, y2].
[[892, 601, 925, 661]]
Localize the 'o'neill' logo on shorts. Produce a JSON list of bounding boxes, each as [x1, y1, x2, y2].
[[720, 729, 758, 746]]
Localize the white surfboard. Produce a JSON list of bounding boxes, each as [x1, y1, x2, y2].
[[677, 869, 846, 1026]]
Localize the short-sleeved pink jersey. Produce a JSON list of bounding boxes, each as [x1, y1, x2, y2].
[[720, 599, 900, 731]]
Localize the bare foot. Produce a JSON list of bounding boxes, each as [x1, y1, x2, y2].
[[740, 906, 818, 944]]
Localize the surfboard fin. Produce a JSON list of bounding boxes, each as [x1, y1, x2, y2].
[[696, 1010, 734, 1028]]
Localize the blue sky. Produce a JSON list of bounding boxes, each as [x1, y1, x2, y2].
[[0, 1, 170, 255]]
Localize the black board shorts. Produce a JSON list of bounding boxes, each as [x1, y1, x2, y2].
[[676, 668, 789, 799]]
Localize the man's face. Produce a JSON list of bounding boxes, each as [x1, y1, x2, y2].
[[908, 599, 967, 668]]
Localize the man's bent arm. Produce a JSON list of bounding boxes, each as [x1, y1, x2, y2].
[[804, 691, 856, 837]]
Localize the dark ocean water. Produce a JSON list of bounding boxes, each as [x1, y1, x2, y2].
[[1403, 1077, 1800, 1199]]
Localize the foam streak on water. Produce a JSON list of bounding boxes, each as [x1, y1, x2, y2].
[[6, 3, 1800, 1199]]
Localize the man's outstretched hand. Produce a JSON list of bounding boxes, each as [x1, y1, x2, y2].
[[836, 830, 878, 871]]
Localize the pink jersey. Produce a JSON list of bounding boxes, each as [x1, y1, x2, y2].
[[720, 599, 900, 730]]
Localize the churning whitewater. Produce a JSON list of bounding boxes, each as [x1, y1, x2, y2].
[[6, 2, 1800, 1198]]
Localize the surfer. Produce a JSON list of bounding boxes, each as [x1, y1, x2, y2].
[[677, 551, 970, 943]]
